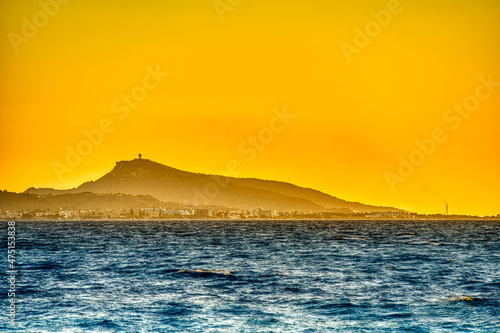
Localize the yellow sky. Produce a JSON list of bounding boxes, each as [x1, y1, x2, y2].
[[1, 0, 499, 216]]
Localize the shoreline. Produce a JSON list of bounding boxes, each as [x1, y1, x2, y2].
[[2, 217, 499, 222]]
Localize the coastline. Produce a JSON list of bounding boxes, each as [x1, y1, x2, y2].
[[3, 217, 499, 222]]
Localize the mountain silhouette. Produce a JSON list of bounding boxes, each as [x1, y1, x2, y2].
[[25, 158, 401, 213]]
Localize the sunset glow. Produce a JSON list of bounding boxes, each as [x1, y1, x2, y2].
[[1, 0, 499, 215]]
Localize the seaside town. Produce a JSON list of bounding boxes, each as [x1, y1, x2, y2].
[[1, 207, 498, 221]]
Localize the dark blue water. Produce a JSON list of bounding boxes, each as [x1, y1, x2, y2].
[[2, 220, 499, 332]]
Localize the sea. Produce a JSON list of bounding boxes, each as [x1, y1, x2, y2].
[[2, 219, 499, 332]]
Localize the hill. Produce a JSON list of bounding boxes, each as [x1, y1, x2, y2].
[[0, 191, 167, 211], [25, 158, 402, 213]]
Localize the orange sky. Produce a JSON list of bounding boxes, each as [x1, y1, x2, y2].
[[1, 0, 499, 216]]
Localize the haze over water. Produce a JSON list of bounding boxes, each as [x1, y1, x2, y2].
[[4, 219, 499, 332]]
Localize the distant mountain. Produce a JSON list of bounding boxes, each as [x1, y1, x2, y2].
[[25, 158, 402, 213], [0, 191, 165, 211]]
